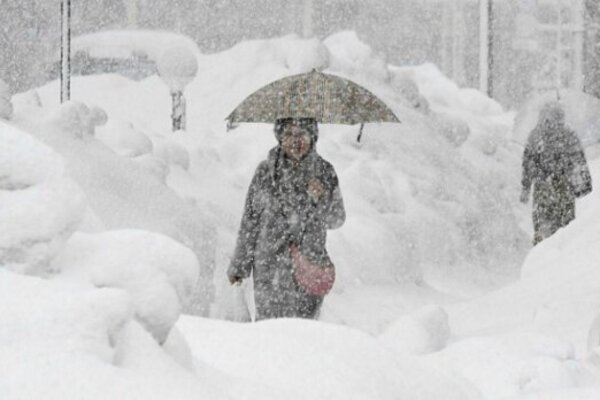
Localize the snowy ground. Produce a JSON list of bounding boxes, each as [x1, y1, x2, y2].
[[2, 32, 600, 399]]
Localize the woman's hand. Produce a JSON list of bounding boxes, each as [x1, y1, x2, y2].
[[308, 179, 324, 203]]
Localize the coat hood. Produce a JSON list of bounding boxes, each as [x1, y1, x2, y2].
[[537, 101, 566, 130], [274, 118, 319, 144]]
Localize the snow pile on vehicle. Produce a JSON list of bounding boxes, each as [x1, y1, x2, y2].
[[71, 29, 200, 61]]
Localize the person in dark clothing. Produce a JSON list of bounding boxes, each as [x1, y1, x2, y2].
[[520, 102, 592, 245], [228, 118, 346, 320]]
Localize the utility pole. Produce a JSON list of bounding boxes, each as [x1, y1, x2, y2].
[[60, 0, 71, 103], [125, 0, 138, 28], [555, 1, 563, 90], [302, 0, 314, 38], [452, 0, 466, 86], [441, 1, 452, 79], [479, 0, 493, 97], [573, 0, 585, 90]]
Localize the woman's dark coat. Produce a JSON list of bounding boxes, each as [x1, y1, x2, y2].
[[228, 145, 345, 320]]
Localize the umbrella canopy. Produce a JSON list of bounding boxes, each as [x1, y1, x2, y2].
[[226, 69, 400, 126], [513, 89, 600, 148]]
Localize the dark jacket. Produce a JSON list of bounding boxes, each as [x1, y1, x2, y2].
[[228, 146, 345, 320], [521, 103, 591, 244]]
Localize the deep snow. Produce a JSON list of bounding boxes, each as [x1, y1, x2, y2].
[[2, 32, 600, 399]]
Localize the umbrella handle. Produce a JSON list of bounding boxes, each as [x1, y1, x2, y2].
[[357, 123, 365, 142]]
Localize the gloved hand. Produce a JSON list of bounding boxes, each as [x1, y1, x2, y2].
[[308, 178, 324, 203], [228, 275, 243, 285], [519, 188, 530, 204]]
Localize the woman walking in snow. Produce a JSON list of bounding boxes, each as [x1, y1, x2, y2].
[[520, 102, 592, 245], [228, 118, 345, 320]]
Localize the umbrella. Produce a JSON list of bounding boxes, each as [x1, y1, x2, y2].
[[513, 89, 600, 148], [226, 70, 400, 133]]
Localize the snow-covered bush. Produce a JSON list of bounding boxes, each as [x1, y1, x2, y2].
[[432, 112, 471, 147], [34, 102, 217, 316], [0, 121, 85, 275], [55, 230, 199, 344], [45, 101, 107, 138], [89, 105, 108, 127], [0, 79, 13, 120], [95, 119, 154, 158]]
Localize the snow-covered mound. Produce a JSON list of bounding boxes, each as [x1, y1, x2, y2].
[[0, 269, 229, 400], [13, 31, 529, 317], [10, 31, 599, 399], [178, 316, 481, 400], [429, 333, 587, 399], [379, 305, 451, 355], [0, 121, 85, 274], [56, 230, 200, 344], [13, 100, 216, 315], [0, 120, 228, 399], [446, 160, 600, 354], [430, 156, 600, 397]]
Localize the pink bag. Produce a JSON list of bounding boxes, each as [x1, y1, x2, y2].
[[290, 244, 335, 297]]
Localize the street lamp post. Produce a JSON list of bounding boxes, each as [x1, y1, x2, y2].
[[479, 0, 493, 97], [157, 47, 198, 132], [60, 0, 71, 103]]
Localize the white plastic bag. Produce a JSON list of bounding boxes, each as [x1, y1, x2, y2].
[[224, 282, 251, 323]]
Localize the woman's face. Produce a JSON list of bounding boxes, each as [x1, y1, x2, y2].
[[281, 125, 312, 161]]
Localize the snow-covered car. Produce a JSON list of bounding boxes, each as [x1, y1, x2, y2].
[[48, 29, 200, 81]]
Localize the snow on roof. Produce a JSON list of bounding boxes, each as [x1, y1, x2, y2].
[[70, 30, 200, 61]]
